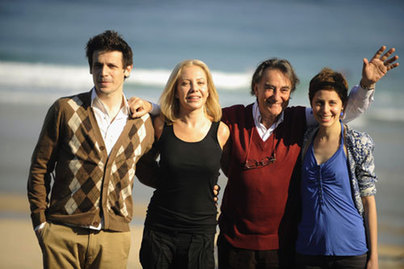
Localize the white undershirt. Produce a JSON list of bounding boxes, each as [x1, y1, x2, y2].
[[91, 88, 129, 155]]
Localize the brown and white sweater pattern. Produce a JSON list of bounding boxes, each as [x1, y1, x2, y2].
[[28, 91, 154, 232]]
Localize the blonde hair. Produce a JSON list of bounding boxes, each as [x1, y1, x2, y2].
[[159, 59, 222, 123]]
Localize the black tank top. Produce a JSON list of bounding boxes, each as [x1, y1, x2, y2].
[[145, 121, 222, 233]]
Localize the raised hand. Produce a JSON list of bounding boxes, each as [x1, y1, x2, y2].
[[361, 46, 399, 89]]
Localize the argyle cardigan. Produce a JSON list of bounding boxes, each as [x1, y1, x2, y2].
[[301, 124, 378, 217], [27, 90, 154, 232]]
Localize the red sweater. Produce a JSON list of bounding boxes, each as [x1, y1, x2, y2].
[[220, 104, 306, 251]]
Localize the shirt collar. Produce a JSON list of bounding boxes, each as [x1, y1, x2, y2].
[[90, 87, 129, 117], [252, 100, 284, 131]]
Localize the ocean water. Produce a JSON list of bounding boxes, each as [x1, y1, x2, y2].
[[0, 0, 403, 246]]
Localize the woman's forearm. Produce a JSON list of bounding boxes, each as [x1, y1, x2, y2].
[[362, 195, 379, 268]]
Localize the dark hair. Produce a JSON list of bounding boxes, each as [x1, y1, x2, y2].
[[250, 58, 299, 95], [86, 30, 133, 70], [309, 68, 348, 106]]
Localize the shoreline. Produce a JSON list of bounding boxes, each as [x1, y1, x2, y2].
[[1, 193, 403, 268]]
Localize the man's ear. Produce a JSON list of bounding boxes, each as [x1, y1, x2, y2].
[[124, 65, 133, 78], [253, 84, 259, 97]]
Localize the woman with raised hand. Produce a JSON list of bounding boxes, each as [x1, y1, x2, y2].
[[136, 59, 230, 269], [296, 68, 379, 268]]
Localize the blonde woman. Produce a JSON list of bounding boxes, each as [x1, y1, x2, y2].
[[296, 68, 378, 268], [137, 60, 230, 269]]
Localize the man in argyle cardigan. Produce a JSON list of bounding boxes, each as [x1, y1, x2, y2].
[[27, 30, 154, 268]]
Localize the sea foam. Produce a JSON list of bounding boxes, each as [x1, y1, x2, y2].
[[0, 61, 250, 91]]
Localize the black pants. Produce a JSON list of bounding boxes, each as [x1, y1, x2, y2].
[[217, 233, 286, 269], [295, 253, 368, 269], [139, 227, 215, 269]]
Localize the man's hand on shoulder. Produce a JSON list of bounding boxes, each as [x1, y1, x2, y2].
[[128, 97, 153, 118], [213, 185, 221, 206]]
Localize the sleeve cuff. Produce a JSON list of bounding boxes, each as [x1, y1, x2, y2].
[[150, 102, 161, 116], [34, 222, 46, 231], [357, 84, 375, 102]]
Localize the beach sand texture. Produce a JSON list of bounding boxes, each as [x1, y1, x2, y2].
[[0, 194, 403, 269]]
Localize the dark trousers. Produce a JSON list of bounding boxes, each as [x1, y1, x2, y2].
[[139, 227, 215, 269], [217, 234, 287, 269], [295, 253, 368, 269]]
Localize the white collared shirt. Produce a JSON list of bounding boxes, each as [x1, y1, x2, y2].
[[252, 101, 284, 142], [91, 88, 129, 155]]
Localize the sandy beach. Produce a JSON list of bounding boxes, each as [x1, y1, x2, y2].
[[0, 193, 403, 269]]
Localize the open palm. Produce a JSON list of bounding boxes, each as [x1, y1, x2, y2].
[[361, 46, 399, 87]]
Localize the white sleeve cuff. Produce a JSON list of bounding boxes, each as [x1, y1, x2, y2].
[[357, 84, 375, 102], [150, 102, 161, 116], [34, 222, 46, 231]]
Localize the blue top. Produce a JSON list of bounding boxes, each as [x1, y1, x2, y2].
[[296, 123, 368, 256]]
